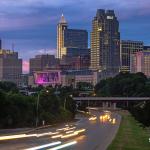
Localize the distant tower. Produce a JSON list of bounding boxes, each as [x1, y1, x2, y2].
[[0, 39, 2, 49], [12, 43, 15, 51], [57, 14, 68, 59], [90, 9, 120, 74]]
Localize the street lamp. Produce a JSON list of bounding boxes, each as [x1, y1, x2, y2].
[[35, 90, 49, 127], [35, 93, 40, 127]]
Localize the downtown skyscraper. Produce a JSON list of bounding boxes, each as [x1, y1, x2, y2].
[[57, 14, 88, 59], [90, 9, 120, 74], [57, 14, 68, 59]]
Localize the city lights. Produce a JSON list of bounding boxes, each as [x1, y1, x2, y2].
[[0, 1, 148, 149], [89, 116, 97, 121], [61, 132, 78, 139], [51, 134, 63, 139]]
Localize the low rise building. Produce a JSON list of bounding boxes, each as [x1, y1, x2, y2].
[[0, 49, 22, 86], [131, 51, 150, 77], [29, 54, 59, 75], [60, 47, 90, 70], [120, 40, 143, 72], [29, 69, 102, 88]]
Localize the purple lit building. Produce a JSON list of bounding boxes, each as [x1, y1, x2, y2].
[[34, 70, 61, 87]]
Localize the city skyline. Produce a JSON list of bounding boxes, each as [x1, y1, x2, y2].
[[0, 0, 150, 73]]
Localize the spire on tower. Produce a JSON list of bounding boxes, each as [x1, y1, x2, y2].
[[59, 13, 67, 23]]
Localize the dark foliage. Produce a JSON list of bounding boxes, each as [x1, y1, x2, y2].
[[0, 83, 76, 128], [95, 72, 150, 126]]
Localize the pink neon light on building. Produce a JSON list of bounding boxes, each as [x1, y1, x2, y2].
[[131, 51, 150, 77], [34, 70, 61, 86]]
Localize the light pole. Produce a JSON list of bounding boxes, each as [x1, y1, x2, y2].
[[35, 90, 49, 127], [64, 98, 67, 110], [64, 95, 73, 110], [35, 93, 40, 127]]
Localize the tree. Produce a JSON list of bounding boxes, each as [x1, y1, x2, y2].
[[95, 72, 148, 97], [76, 82, 93, 91], [0, 81, 18, 93], [0, 85, 76, 128], [95, 72, 150, 126]]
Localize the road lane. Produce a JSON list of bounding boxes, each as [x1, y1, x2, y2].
[[0, 110, 121, 150], [71, 111, 121, 150]]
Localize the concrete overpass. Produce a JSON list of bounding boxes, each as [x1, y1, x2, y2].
[[73, 97, 150, 109]]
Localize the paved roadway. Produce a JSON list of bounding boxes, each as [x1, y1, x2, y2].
[[0, 110, 121, 150]]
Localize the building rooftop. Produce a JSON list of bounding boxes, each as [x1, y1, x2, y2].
[[0, 49, 17, 54], [121, 40, 143, 44], [62, 70, 93, 75]]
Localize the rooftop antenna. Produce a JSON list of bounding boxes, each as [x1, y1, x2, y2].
[[12, 43, 15, 52], [44, 49, 47, 54]]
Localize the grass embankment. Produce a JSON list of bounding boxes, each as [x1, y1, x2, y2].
[[108, 111, 150, 150]]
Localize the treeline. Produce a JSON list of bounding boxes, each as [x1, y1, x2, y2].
[[0, 82, 76, 129], [95, 72, 150, 126]]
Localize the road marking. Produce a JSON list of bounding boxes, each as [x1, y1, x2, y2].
[[0, 131, 61, 141], [61, 132, 78, 139], [24, 141, 61, 150], [47, 141, 77, 150], [51, 134, 62, 139], [0, 134, 36, 141]]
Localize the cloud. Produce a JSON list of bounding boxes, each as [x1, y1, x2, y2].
[[22, 48, 56, 73], [20, 48, 56, 60], [23, 60, 29, 74], [37, 49, 56, 55], [0, 0, 75, 7], [0, 0, 150, 30], [0, 0, 150, 62]]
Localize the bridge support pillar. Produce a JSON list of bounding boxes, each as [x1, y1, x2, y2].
[[102, 102, 106, 109], [113, 103, 116, 109], [126, 101, 129, 108], [106, 102, 108, 107]]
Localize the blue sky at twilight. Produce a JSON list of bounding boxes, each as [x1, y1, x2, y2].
[[0, 0, 150, 72]]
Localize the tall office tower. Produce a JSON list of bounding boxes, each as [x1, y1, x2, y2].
[[90, 9, 120, 74], [57, 14, 68, 59], [120, 40, 143, 72], [0, 49, 22, 86], [131, 51, 150, 77], [57, 14, 88, 59], [29, 54, 58, 75]]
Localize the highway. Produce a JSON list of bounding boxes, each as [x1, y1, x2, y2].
[[0, 110, 121, 150]]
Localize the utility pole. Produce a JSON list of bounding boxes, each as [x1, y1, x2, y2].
[[35, 90, 49, 127], [36, 93, 40, 127], [64, 98, 67, 110]]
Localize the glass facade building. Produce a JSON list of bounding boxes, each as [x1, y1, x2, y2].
[[64, 29, 88, 49], [90, 9, 120, 74], [57, 14, 88, 59], [61, 47, 90, 56], [60, 47, 90, 70], [120, 40, 143, 72]]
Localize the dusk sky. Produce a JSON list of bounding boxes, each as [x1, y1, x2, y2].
[[0, 0, 150, 73]]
